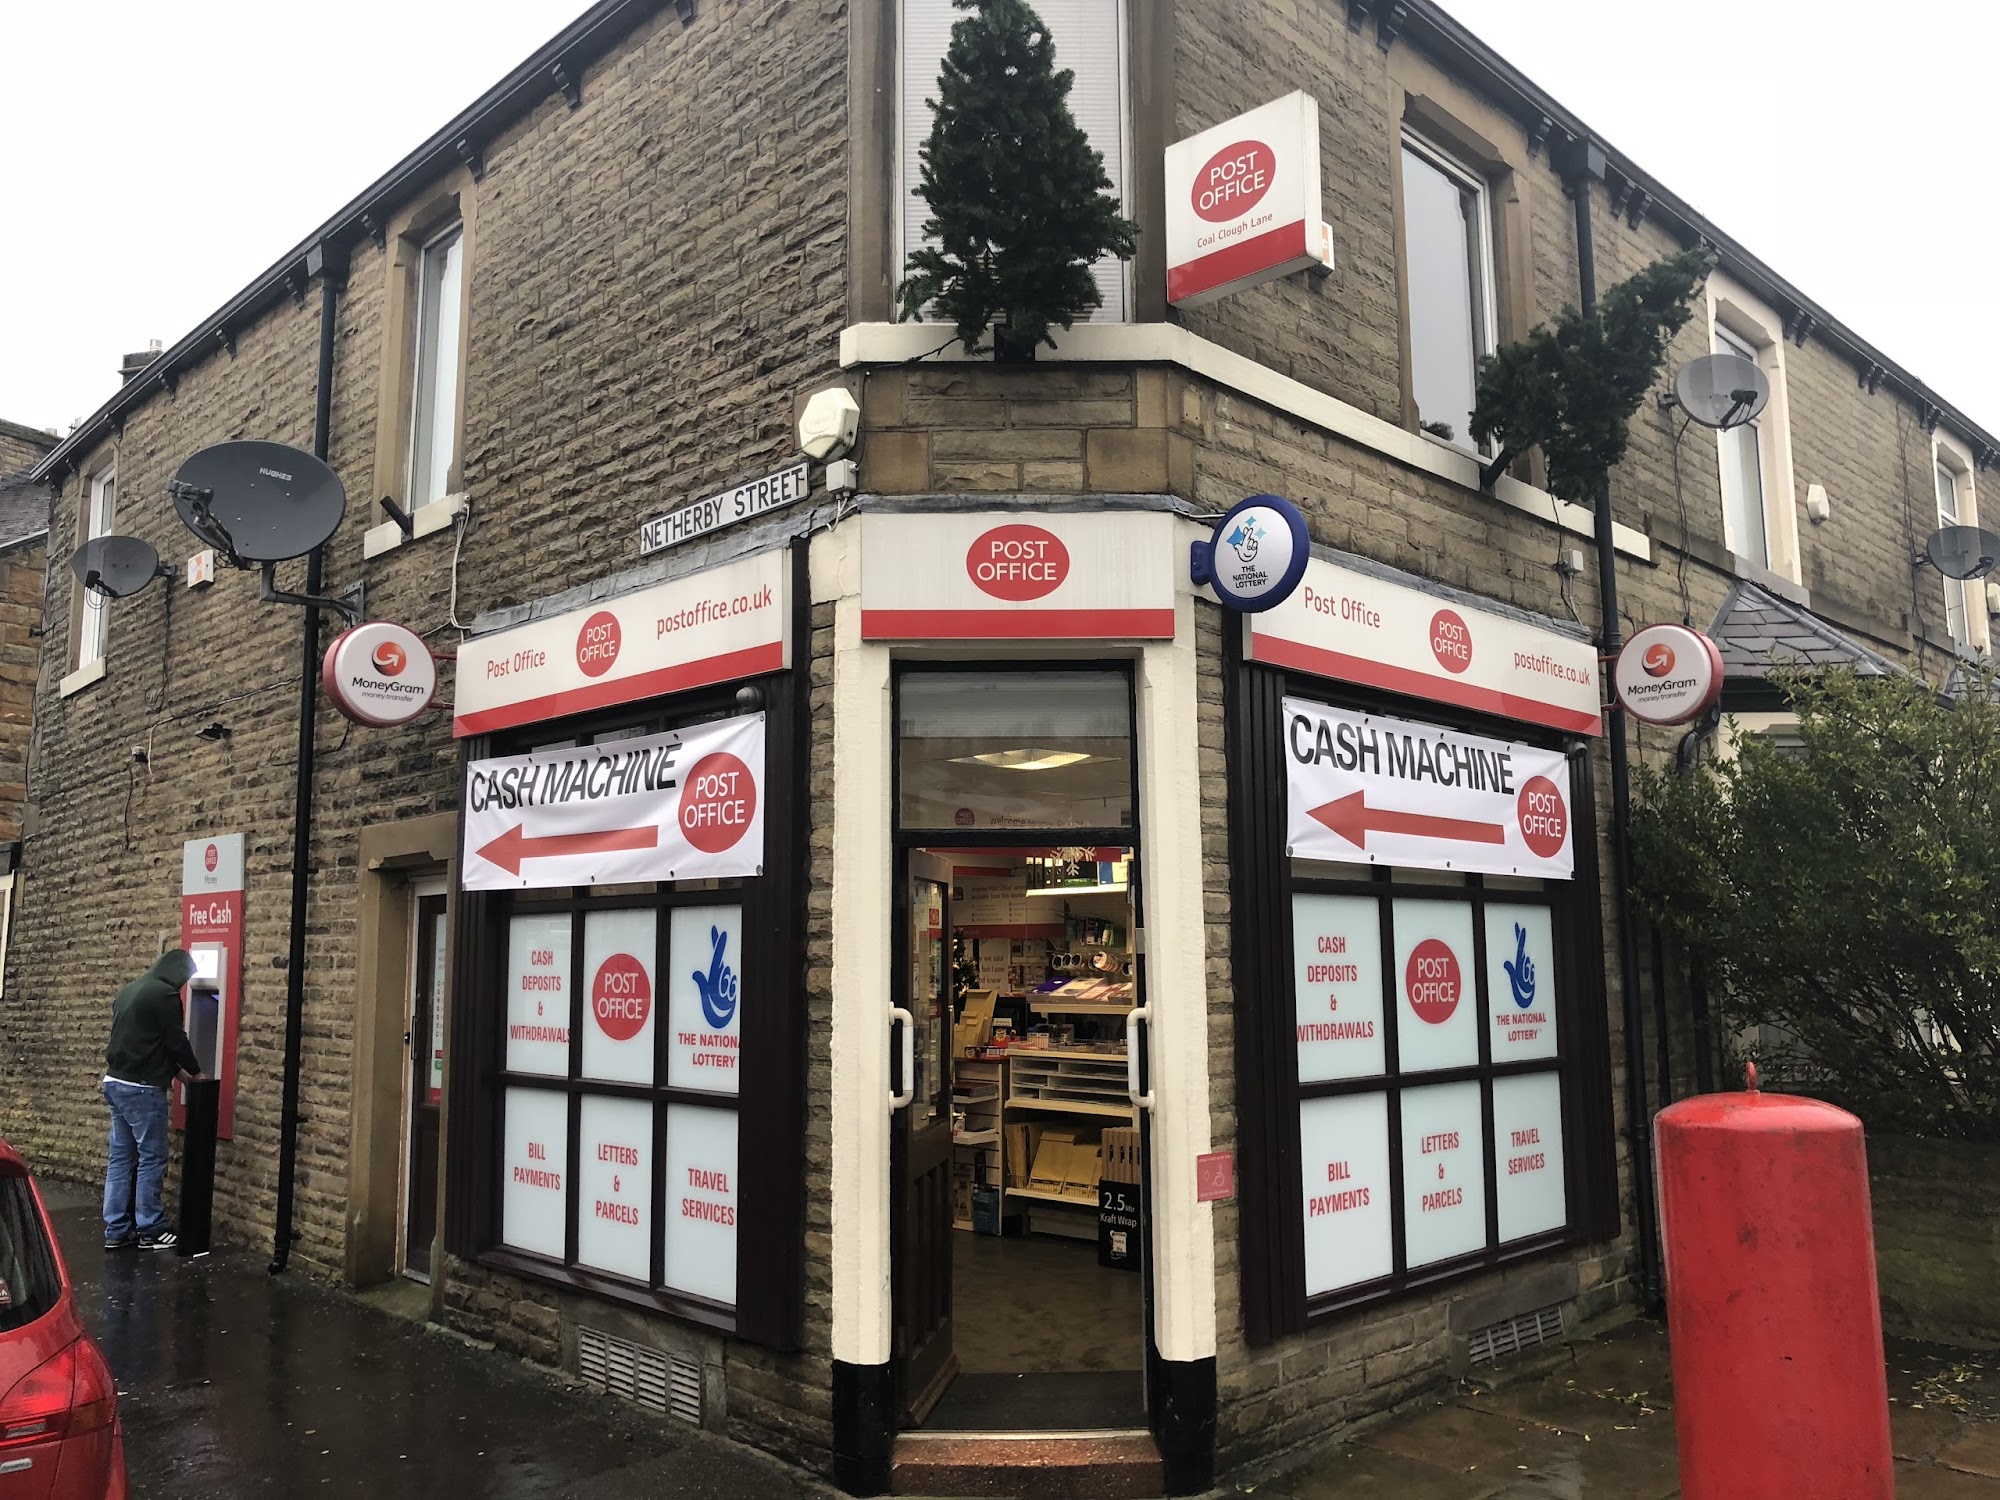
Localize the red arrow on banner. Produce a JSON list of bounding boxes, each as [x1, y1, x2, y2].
[[1307, 792, 1506, 851], [476, 823, 659, 876]]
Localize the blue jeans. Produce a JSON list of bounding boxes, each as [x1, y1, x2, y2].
[[103, 1080, 170, 1239]]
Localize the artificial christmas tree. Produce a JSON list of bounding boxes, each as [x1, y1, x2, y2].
[[897, 0, 1139, 361]]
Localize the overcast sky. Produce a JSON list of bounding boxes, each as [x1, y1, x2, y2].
[[4, 0, 1995, 444]]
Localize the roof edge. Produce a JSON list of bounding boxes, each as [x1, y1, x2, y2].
[[0, 417, 58, 454], [31, 0, 669, 487]]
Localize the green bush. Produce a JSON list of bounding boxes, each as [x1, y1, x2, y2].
[[1632, 667, 2000, 1140]]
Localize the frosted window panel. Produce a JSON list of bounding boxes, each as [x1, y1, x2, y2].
[[667, 905, 744, 1094], [1493, 1072, 1567, 1243], [663, 1105, 738, 1306], [1300, 1092, 1393, 1297], [1293, 894, 1386, 1081], [506, 914, 572, 1077], [1484, 904, 1557, 1063], [576, 1096, 654, 1281], [501, 1087, 568, 1259], [1400, 1080, 1486, 1268], [581, 909, 657, 1085], [1391, 899, 1478, 1072], [1402, 143, 1490, 453]]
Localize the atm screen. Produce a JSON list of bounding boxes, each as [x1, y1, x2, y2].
[[189, 947, 222, 982]]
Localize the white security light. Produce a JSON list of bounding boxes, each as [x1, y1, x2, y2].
[[798, 387, 861, 462]]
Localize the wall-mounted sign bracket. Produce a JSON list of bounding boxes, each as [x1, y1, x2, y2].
[[260, 562, 363, 626]]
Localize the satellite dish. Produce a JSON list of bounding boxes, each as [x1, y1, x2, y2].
[[168, 441, 346, 565], [1924, 524, 2000, 581], [70, 534, 166, 598], [1672, 354, 1770, 431]]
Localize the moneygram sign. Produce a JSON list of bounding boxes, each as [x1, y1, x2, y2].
[[321, 621, 438, 728], [1167, 92, 1327, 307]]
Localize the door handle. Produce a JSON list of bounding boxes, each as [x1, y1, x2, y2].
[[1126, 1005, 1154, 1111], [889, 1006, 915, 1112]]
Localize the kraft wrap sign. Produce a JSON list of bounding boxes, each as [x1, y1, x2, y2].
[[1285, 697, 1575, 880], [464, 713, 765, 890]]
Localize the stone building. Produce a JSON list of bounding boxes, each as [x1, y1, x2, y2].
[[0, 416, 54, 980], [5, 1, 1991, 1495]]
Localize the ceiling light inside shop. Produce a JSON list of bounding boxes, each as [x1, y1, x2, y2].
[[953, 748, 1093, 772]]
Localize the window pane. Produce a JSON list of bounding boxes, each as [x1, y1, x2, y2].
[[1719, 421, 1767, 568], [580, 909, 656, 1085], [576, 1096, 653, 1281], [507, 914, 572, 1077], [1402, 144, 1487, 453], [1484, 904, 1557, 1062], [1300, 1091, 1393, 1297], [663, 1103, 737, 1304], [667, 905, 743, 1094], [1492, 1072, 1566, 1242], [898, 671, 1132, 830], [501, 1086, 568, 1259], [1293, 894, 1386, 1081], [1945, 573, 1969, 648], [410, 229, 464, 506], [1936, 461, 1960, 524], [1400, 1080, 1486, 1268], [1391, 899, 1477, 1072]]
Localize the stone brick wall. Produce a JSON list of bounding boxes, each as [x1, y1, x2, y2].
[[0, 0, 846, 1467], [0, 539, 46, 847], [0, 422, 55, 481]]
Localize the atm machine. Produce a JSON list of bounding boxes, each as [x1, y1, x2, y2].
[[177, 943, 225, 1255]]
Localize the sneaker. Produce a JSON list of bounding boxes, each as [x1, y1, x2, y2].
[[104, 1235, 137, 1252], [137, 1231, 178, 1251]]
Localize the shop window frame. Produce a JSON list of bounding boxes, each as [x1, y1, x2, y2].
[[444, 547, 809, 1351], [1225, 633, 1618, 1346]]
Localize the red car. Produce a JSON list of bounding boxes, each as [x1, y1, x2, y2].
[[0, 1143, 126, 1499]]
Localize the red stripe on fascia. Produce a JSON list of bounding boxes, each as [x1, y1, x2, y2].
[[1248, 633, 1603, 737], [859, 608, 1176, 640], [1166, 221, 1310, 303], [452, 641, 787, 737]]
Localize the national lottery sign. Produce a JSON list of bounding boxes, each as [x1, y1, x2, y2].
[[1285, 697, 1575, 880], [463, 713, 764, 891]]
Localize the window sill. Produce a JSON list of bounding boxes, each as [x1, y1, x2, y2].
[[477, 1246, 737, 1337], [364, 493, 468, 560], [1726, 553, 1809, 607], [58, 658, 106, 699], [839, 322, 1653, 561]]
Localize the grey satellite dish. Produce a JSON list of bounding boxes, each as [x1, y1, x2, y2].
[[168, 441, 346, 565], [1924, 524, 2000, 581], [70, 534, 166, 598], [1673, 353, 1770, 430]]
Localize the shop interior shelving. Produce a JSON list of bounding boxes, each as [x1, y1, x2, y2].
[[1004, 1049, 1136, 1240]]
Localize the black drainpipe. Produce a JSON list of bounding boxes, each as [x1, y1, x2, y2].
[[270, 249, 339, 1274], [1559, 139, 1662, 1313]]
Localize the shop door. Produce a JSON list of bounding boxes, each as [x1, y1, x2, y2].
[[404, 891, 447, 1280], [893, 864, 957, 1422]]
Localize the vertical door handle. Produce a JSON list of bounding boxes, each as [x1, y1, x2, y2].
[[1126, 1005, 1154, 1111], [889, 1006, 915, 1112]]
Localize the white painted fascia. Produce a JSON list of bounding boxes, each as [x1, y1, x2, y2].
[[838, 322, 1653, 562]]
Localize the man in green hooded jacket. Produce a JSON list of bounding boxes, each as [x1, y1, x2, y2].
[[103, 949, 202, 1251]]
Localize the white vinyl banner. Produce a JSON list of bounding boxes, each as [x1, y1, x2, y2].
[[1284, 698, 1576, 880], [464, 714, 765, 891]]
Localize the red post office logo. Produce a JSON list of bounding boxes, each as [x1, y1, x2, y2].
[[576, 611, 622, 679], [592, 953, 651, 1042], [1192, 141, 1274, 222], [1405, 939, 1462, 1025], [1642, 642, 1676, 678], [1430, 610, 1473, 675], [681, 752, 756, 853], [371, 640, 408, 677], [203, 843, 219, 874], [1518, 775, 1569, 858], [967, 525, 1068, 602]]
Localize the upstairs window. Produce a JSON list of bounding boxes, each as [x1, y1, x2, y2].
[[899, 0, 1130, 322], [1932, 439, 1986, 654], [1400, 131, 1496, 455], [1714, 325, 1769, 571], [408, 224, 464, 508], [77, 466, 115, 671]]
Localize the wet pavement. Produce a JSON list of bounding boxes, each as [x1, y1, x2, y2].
[[1231, 1318, 2000, 1500], [44, 1181, 833, 1499]]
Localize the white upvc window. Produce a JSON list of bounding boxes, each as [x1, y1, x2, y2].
[[899, 0, 1131, 323], [1706, 274, 1800, 583], [77, 466, 115, 671], [407, 223, 465, 508], [1714, 325, 1769, 571], [1932, 432, 1987, 654], [1400, 129, 1497, 456]]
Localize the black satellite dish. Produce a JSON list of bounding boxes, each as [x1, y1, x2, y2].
[[1672, 353, 1770, 431], [1923, 524, 2000, 581], [70, 535, 167, 598], [168, 441, 346, 566]]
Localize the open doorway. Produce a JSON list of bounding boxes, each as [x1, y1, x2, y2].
[[401, 878, 448, 1282], [892, 669, 1148, 1435]]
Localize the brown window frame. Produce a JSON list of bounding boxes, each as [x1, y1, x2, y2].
[[1225, 633, 1619, 1346]]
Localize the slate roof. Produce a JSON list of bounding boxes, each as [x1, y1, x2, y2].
[[1707, 580, 1900, 680]]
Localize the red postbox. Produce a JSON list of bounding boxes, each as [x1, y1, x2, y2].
[[1655, 1076, 1893, 1499]]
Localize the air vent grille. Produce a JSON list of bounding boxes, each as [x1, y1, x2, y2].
[[1467, 1303, 1565, 1365], [577, 1326, 703, 1426]]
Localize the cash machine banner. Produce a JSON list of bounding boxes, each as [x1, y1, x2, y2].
[[463, 714, 765, 891]]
